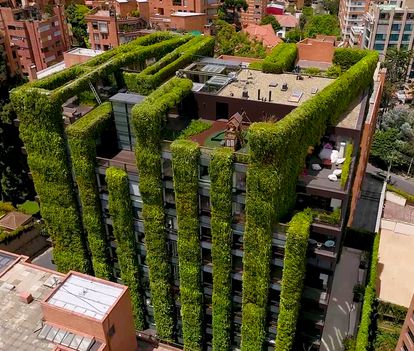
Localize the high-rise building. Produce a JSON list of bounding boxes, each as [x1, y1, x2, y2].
[[0, 0, 70, 80], [362, 0, 414, 79], [339, 0, 369, 40], [11, 33, 385, 351]]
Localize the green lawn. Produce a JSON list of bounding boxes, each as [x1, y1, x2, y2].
[[17, 201, 39, 215]]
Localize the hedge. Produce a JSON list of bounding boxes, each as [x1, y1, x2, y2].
[[275, 209, 313, 351], [209, 148, 234, 351], [52, 35, 190, 104], [10, 89, 91, 273], [355, 232, 380, 351], [386, 184, 414, 203], [341, 143, 354, 188], [29, 32, 177, 90], [262, 43, 298, 74], [333, 48, 370, 71], [131, 78, 193, 340], [241, 51, 378, 349], [0, 223, 38, 244], [171, 139, 203, 351], [106, 167, 145, 330], [123, 35, 214, 95], [67, 102, 113, 279]]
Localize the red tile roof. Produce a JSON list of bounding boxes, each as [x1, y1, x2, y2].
[[242, 24, 282, 48], [0, 211, 32, 231], [274, 14, 298, 28]]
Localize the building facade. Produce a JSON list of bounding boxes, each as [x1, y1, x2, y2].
[[396, 295, 414, 351], [339, 0, 369, 40], [362, 0, 414, 78], [0, 2, 70, 79], [11, 34, 384, 351]]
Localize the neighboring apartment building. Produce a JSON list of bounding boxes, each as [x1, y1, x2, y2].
[[240, 0, 267, 24], [396, 294, 414, 351], [85, 7, 147, 50], [339, 0, 369, 40], [362, 0, 414, 79], [12, 35, 384, 351], [0, 2, 70, 79], [0, 250, 138, 351]]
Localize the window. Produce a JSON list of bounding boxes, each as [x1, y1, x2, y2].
[[402, 342, 409, 351], [405, 23, 413, 31], [374, 43, 385, 50], [92, 21, 98, 30], [108, 325, 115, 337], [408, 328, 414, 344], [199, 165, 209, 181], [394, 13, 403, 20], [375, 34, 385, 41], [158, 7, 164, 15], [94, 33, 99, 42], [390, 33, 399, 41], [392, 23, 401, 31], [200, 195, 210, 215], [102, 33, 108, 39]]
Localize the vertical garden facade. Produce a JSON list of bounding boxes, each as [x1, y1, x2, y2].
[[11, 33, 380, 351]]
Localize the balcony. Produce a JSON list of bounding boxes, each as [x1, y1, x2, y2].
[[96, 149, 138, 174]]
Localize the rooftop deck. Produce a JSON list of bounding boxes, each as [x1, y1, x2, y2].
[[217, 70, 333, 106]]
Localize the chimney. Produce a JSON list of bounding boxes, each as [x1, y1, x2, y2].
[[269, 91, 272, 102], [257, 89, 261, 100]]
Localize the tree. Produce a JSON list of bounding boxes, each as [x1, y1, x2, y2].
[[303, 14, 340, 38], [371, 109, 414, 171], [285, 28, 303, 43], [214, 19, 266, 58], [65, 4, 90, 47], [323, 0, 339, 15], [219, 0, 248, 28], [260, 15, 281, 32], [382, 48, 413, 86]]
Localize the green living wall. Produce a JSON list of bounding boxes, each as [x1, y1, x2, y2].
[[67, 102, 113, 279], [171, 139, 203, 351], [132, 78, 194, 341], [11, 89, 91, 273], [355, 232, 380, 351], [275, 210, 313, 350], [123, 35, 214, 95], [209, 148, 234, 351], [106, 167, 145, 330], [241, 51, 379, 350]]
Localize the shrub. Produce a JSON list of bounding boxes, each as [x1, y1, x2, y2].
[[248, 62, 263, 71], [325, 64, 342, 78], [124, 36, 214, 95], [131, 78, 193, 340], [355, 233, 380, 350], [0, 202, 16, 214], [177, 119, 212, 140], [262, 43, 298, 74], [341, 143, 354, 188], [67, 102, 113, 279], [275, 210, 313, 351], [386, 184, 414, 204], [303, 67, 321, 75], [106, 167, 145, 330], [209, 148, 234, 351], [0, 223, 38, 244], [333, 48, 370, 71], [171, 139, 203, 351], [17, 201, 39, 215]]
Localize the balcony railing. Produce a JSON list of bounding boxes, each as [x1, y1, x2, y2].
[[96, 156, 138, 174]]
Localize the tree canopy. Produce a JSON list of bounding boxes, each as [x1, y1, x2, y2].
[[371, 109, 414, 169], [382, 48, 413, 85], [66, 4, 90, 48], [218, 0, 248, 27], [214, 20, 266, 58], [260, 15, 281, 32], [303, 14, 340, 37]]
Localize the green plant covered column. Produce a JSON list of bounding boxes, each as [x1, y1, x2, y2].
[[171, 139, 203, 351], [356, 232, 380, 351], [11, 89, 91, 273], [275, 210, 313, 351], [132, 78, 193, 341], [67, 102, 113, 279], [106, 167, 145, 330], [209, 147, 234, 351], [262, 43, 298, 73]]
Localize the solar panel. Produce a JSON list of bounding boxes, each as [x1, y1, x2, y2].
[[206, 75, 230, 86], [0, 252, 14, 273], [38, 324, 96, 351], [201, 64, 226, 74], [288, 91, 303, 103]]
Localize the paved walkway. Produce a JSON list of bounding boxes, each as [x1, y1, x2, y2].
[[320, 247, 362, 351]]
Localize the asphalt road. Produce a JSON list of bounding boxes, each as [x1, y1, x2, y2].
[[366, 163, 414, 195]]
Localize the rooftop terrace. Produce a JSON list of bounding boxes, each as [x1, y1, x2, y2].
[[211, 70, 333, 106]]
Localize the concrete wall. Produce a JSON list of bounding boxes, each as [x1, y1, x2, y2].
[[170, 14, 206, 32]]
